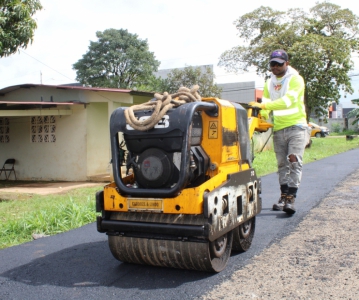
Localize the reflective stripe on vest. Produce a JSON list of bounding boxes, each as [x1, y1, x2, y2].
[[273, 107, 299, 116], [282, 95, 291, 107]]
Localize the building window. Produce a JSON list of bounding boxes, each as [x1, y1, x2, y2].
[[0, 117, 10, 143], [31, 116, 56, 143]]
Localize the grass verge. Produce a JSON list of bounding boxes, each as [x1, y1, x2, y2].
[[0, 137, 358, 249], [0, 186, 102, 249], [253, 136, 359, 176]]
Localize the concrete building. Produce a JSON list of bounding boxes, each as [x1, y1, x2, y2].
[[156, 64, 259, 103], [0, 84, 152, 181], [217, 81, 257, 103]]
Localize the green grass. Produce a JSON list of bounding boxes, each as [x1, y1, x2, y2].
[[329, 130, 358, 136], [0, 137, 358, 250], [0, 186, 102, 249], [253, 136, 359, 176]]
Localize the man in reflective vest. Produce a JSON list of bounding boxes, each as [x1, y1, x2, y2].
[[250, 49, 309, 214]]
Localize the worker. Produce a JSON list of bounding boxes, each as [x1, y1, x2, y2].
[[250, 49, 309, 214]]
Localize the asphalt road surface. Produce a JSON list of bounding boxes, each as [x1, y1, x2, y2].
[[1, 147, 359, 300]]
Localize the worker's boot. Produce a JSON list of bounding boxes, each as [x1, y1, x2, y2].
[[283, 194, 296, 214], [273, 194, 286, 211]]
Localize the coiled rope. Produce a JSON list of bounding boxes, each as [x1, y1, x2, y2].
[[124, 85, 202, 131]]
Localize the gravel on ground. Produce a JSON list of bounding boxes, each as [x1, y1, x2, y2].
[[202, 169, 359, 300]]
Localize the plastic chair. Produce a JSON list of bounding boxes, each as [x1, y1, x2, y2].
[[0, 159, 17, 180]]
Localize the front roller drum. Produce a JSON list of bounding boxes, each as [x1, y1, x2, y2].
[[108, 231, 233, 273]]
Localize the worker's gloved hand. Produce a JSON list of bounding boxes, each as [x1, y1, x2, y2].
[[248, 101, 266, 109]]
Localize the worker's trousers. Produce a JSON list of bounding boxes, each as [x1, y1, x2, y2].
[[273, 125, 308, 189]]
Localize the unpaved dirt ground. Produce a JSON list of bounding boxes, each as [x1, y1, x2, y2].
[[202, 168, 359, 300], [0, 180, 105, 196]]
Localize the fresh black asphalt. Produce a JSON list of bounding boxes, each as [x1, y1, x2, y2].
[[1, 147, 359, 300]]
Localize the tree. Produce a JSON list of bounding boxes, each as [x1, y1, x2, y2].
[[218, 2, 359, 120], [150, 65, 222, 97], [347, 98, 359, 124], [135, 74, 166, 93], [73, 28, 160, 89], [0, 0, 42, 57]]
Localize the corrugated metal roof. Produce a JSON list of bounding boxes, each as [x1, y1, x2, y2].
[[0, 101, 83, 105], [0, 83, 131, 95]]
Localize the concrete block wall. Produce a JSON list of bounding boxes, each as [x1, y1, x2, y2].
[[311, 118, 359, 132]]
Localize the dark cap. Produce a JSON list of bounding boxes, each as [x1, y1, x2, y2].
[[269, 49, 288, 63]]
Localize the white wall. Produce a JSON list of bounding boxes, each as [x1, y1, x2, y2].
[[86, 102, 110, 177], [0, 107, 87, 181], [311, 118, 359, 132], [55, 106, 87, 180]]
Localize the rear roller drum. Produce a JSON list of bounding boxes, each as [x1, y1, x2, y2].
[[232, 217, 256, 252], [108, 231, 233, 273]]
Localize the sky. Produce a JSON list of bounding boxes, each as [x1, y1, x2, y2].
[[0, 0, 358, 107]]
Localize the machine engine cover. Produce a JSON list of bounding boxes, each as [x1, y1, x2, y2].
[[135, 148, 174, 188]]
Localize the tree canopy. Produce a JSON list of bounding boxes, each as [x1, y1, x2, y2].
[[146, 65, 222, 97], [0, 0, 42, 57], [347, 98, 359, 124], [73, 28, 160, 89], [218, 1, 359, 119]]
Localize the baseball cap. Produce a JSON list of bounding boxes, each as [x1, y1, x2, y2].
[[269, 49, 288, 63]]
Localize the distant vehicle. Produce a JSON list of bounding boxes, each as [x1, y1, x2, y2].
[[309, 122, 330, 138]]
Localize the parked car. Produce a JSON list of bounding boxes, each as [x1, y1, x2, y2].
[[309, 122, 330, 138]]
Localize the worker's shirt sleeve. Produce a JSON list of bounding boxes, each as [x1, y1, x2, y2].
[[259, 81, 271, 119]]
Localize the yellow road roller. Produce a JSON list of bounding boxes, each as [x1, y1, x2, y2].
[[96, 97, 271, 272]]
